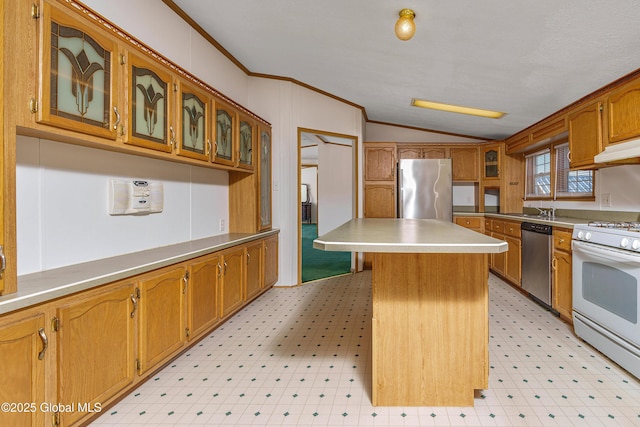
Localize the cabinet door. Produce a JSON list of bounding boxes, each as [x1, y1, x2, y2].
[[483, 146, 500, 180], [397, 146, 422, 159], [568, 100, 603, 168], [37, 1, 120, 139], [264, 236, 279, 288], [450, 147, 479, 181], [138, 266, 186, 375], [364, 144, 396, 181], [245, 241, 263, 301], [188, 255, 219, 341], [364, 184, 396, 218], [490, 232, 506, 276], [0, 312, 46, 427], [213, 99, 237, 167], [258, 126, 272, 230], [238, 113, 256, 171], [504, 235, 521, 286], [553, 249, 573, 322], [606, 78, 640, 144], [220, 248, 245, 318], [57, 282, 135, 426], [422, 147, 448, 159], [125, 52, 173, 152], [454, 216, 483, 232], [176, 79, 211, 161]]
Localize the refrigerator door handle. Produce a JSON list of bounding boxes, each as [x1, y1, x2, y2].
[[397, 169, 403, 218]]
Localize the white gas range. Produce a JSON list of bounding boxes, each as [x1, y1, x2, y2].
[[572, 222, 640, 379]]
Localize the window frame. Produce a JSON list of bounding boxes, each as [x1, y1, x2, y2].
[[524, 140, 595, 201]]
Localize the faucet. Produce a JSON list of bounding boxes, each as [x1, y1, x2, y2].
[[534, 207, 548, 217]]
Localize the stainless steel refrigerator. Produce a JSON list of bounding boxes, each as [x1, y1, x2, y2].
[[397, 158, 453, 221]]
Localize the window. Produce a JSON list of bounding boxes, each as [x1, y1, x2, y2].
[[555, 143, 593, 198], [525, 143, 594, 200], [525, 149, 551, 198]]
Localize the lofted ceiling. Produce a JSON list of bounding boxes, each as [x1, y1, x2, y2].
[[169, 0, 640, 141]]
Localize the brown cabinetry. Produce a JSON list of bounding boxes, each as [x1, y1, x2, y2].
[[450, 146, 479, 181], [137, 266, 187, 375], [487, 218, 521, 286], [605, 77, 640, 145], [364, 143, 396, 181], [364, 184, 396, 218], [219, 247, 245, 318], [454, 215, 483, 232], [187, 254, 220, 341], [552, 229, 573, 323], [567, 99, 603, 169], [264, 235, 279, 288], [56, 281, 136, 426], [245, 240, 263, 301], [0, 310, 47, 427]]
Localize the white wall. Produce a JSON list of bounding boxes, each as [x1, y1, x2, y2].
[[318, 143, 353, 235], [16, 136, 228, 274]]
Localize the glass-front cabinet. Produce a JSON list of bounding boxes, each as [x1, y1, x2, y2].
[[176, 80, 211, 161], [483, 145, 501, 180], [258, 125, 272, 230], [238, 113, 256, 171], [125, 52, 173, 152], [37, 1, 120, 139], [213, 99, 237, 167]]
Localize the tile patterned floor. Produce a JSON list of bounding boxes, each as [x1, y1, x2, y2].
[[92, 272, 640, 426]]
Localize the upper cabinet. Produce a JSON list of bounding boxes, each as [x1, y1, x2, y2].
[[567, 99, 603, 169], [258, 125, 272, 230], [213, 99, 237, 167], [604, 77, 640, 145], [450, 146, 479, 181], [238, 113, 256, 171], [175, 79, 212, 161], [482, 145, 500, 181], [364, 143, 396, 181], [37, 1, 120, 139], [124, 52, 174, 152]]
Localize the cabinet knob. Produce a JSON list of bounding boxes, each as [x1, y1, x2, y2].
[[559, 238, 565, 244]]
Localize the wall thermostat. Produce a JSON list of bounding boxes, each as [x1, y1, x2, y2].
[[109, 179, 164, 215]]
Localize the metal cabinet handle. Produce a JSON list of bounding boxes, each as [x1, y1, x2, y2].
[[217, 262, 222, 278], [183, 274, 188, 295], [551, 256, 557, 270], [113, 106, 121, 131], [559, 238, 565, 244], [130, 294, 137, 318], [247, 252, 251, 263], [0, 245, 5, 279], [169, 126, 176, 148], [224, 261, 228, 275], [206, 139, 212, 156], [38, 328, 48, 360]]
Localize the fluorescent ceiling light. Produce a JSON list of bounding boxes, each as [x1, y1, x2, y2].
[[411, 99, 506, 119]]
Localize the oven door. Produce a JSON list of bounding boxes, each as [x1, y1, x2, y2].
[[572, 240, 640, 345]]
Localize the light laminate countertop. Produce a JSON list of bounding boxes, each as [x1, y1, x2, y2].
[[313, 218, 508, 253], [0, 229, 279, 316]]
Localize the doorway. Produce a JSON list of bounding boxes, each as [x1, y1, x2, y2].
[[298, 128, 357, 284]]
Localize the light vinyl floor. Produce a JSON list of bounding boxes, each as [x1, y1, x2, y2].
[[91, 272, 640, 426]]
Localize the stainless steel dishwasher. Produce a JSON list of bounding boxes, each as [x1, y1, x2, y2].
[[520, 222, 552, 306]]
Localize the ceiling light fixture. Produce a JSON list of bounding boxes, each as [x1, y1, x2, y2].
[[395, 9, 416, 41], [411, 98, 506, 119]]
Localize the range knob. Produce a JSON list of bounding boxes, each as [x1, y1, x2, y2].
[[633, 240, 640, 250], [621, 238, 629, 248], [577, 230, 585, 240], [585, 231, 592, 241]]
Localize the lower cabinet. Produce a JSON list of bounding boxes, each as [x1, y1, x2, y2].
[[0, 234, 278, 426], [552, 228, 573, 323], [220, 247, 245, 319], [245, 240, 264, 301], [487, 218, 521, 287], [187, 254, 220, 341], [56, 281, 136, 426], [454, 215, 484, 233], [137, 266, 187, 375], [0, 309, 47, 427]]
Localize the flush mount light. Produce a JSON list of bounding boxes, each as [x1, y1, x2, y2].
[[411, 98, 506, 119], [395, 9, 416, 41]]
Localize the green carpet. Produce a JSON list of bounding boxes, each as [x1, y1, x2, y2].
[[302, 224, 351, 282]]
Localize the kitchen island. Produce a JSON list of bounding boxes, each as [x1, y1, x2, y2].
[[314, 218, 507, 407]]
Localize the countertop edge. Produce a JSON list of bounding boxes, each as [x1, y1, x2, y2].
[[1, 229, 280, 316]]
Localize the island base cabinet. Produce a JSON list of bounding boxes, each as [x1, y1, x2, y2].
[[56, 282, 136, 426], [0, 311, 47, 427], [371, 252, 488, 406], [137, 266, 187, 375]]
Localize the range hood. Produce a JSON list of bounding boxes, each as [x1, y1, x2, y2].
[[594, 138, 640, 163]]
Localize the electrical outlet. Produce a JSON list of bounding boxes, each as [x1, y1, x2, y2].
[[601, 193, 611, 207], [219, 218, 225, 231]]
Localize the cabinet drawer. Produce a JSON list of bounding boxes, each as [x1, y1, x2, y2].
[[491, 220, 505, 234], [455, 216, 482, 230], [554, 229, 572, 252], [503, 221, 521, 238]]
